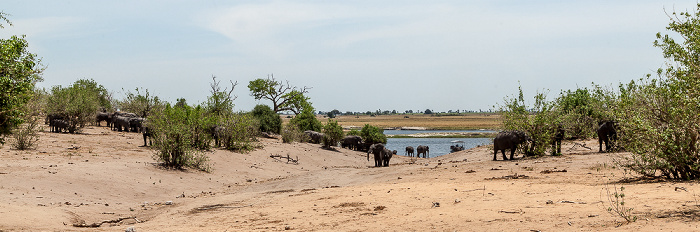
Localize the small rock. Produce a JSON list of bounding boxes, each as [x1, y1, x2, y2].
[[165, 201, 173, 205], [546, 200, 554, 204], [454, 199, 461, 204], [432, 202, 440, 208], [125, 227, 136, 232]]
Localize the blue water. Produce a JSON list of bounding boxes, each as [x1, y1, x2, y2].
[[383, 129, 495, 135], [383, 130, 494, 158]]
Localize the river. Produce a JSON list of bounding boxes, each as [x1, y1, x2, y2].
[[384, 130, 494, 158]]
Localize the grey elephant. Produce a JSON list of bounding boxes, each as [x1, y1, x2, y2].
[[113, 115, 134, 132], [304, 130, 325, 144], [51, 119, 71, 133], [380, 148, 395, 167], [96, 112, 111, 127], [552, 125, 565, 155], [416, 145, 429, 158], [129, 117, 145, 133], [110, 112, 137, 131], [597, 121, 618, 153], [405, 146, 414, 157], [367, 143, 386, 167], [208, 125, 227, 147], [341, 135, 362, 150], [142, 125, 152, 147], [493, 130, 530, 161]]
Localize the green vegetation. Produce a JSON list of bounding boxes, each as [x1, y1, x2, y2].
[[46, 79, 108, 131], [322, 119, 344, 148], [248, 75, 311, 114], [119, 88, 161, 118], [360, 124, 387, 144], [148, 103, 211, 171], [252, 104, 282, 134], [498, 5, 700, 180], [290, 107, 322, 132], [0, 14, 43, 144]]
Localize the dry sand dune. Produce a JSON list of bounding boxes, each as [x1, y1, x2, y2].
[[1, 125, 699, 231]]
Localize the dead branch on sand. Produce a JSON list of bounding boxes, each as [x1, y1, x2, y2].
[[72, 216, 139, 228], [270, 154, 299, 164]]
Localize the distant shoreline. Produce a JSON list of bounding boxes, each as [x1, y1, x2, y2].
[[387, 131, 496, 139]]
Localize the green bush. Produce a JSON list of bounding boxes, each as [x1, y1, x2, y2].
[[322, 119, 344, 148], [347, 129, 361, 137], [0, 28, 44, 145], [252, 104, 281, 134], [148, 104, 211, 171], [360, 124, 386, 144], [281, 121, 306, 143], [119, 88, 162, 118], [46, 79, 108, 131], [499, 86, 558, 156], [290, 107, 322, 132], [218, 113, 259, 152]]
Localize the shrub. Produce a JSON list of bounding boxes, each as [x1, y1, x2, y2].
[[11, 116, 40, 150], [360, 124, 386, 144], [218, 113, 259, 152], [499, 86, 558, 156], [0, 26, 44, 145], [282, 121, 306, 143], [612, 6, 700, 179], [290, 107, 322, 132], [148, 104, 210, 171], [322, 119, 344, 148], [252, 104, 281, 134], [46, 79, 107, 131], [347, 129, 361, 137], [119, 88, 162, 118]]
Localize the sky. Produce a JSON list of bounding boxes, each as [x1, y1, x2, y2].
[[1, 1, 696, 113]]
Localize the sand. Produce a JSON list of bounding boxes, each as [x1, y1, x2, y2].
[[1, 125, 699, 231]]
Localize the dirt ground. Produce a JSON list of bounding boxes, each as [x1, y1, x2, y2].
[[2, 125, 700, 231]]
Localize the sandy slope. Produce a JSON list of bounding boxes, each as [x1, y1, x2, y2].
[[1, 125, 699, 231]]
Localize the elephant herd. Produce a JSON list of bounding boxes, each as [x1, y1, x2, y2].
[[492, 120, 619, 161], [404, 145, 429, 158], [95, 111, 146, 133]]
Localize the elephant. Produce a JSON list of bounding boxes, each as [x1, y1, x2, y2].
[[341, 135, 362, 150], [208, 125, 227, 147], [96, 112, 111, 127], [416, 145, 430, 158], [142, 125, 152, 147], [380, 148, 395, 167], [598, 121, 618, 153], [304, 130, 325, 144], [493, 130, 530, 161], [110, 112, 137, 131], [357, 142, 371, 152], [51, 119, 71, 133], [367, 143, 386, 167], [129, 117, 145, 133], [47, 114, 65, 132], [552, 125, 565, 155], [405, 146, 414, 157], [113, 115, 133, 132]]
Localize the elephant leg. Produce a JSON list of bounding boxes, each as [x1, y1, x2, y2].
[[510, 148, 515, 160], [502, 149, 508, 160], [599, 137, 604, 153], [493, 150, 498, 161]]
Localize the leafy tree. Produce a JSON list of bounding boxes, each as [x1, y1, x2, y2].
[[248, 74, 311, 114], [322, 119, 344, 148], [347, 129, 361, 136], [614, 5, 700, 179], [424, 109, 433, 114], [119, 88, 162, 118], [46, 79, 108, 130], [252, 104, 281, 134], [499, 86, 558, 156], [206, 75, 237, 117], [0, 14, 43, 144], [360, 124, 387, 144], [289, 107, 322, 132]]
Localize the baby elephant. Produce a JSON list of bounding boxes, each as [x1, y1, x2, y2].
[[493, 131, 530, 161]]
